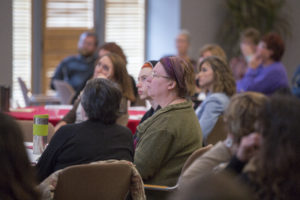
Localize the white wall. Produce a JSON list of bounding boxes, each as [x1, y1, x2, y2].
[[146, 0, 181, 60]]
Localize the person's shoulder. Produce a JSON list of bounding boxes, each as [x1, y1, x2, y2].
[[61, 55, 80, 63], [110, 123, 132, 135], [206, 93, 229, 102]]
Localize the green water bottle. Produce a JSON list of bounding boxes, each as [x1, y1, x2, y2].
[[33, 114, 48, 155]]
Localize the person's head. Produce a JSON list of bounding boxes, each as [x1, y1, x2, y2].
[[98, 42, 127, 64], [198, 44, 227, 68], [147, 56, 195, 105], [224, 92, 268, 145], [257, 32, 285, 62], [78, 32, 98, 57], [94, 53, 135, 101], [197, 56, 236, 96], [81, 78, 122, 124], [0, 113, 40, 200], [137, 61, 158, 100], [252, 95, 300, 199], [240, 28, 261, 59], [176, 30, 190, 56], [171, 173, 253, 200]]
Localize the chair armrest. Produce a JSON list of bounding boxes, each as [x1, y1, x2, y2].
[[144, 184, 178, 192]]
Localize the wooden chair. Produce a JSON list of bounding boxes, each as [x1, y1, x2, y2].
[[16, 120, 55, 143], [53, 80, 76, 105], [144, 145, 213, 193], [18, 77, 61, 106], [53, 162, 132, 200], [205, 115, 227, 146]]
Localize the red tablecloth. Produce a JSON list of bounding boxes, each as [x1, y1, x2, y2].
[[8, 106, 146, 134]]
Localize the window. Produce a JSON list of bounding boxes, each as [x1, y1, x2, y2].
[[43, 0, 94, 94], [105, 0, 145, 80], [12, 0, 32, 107], [46, 0, 94, 28]]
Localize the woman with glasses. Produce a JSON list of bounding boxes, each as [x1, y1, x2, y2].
[[134, 56, 203, 200], [195, 56, 236, 143]]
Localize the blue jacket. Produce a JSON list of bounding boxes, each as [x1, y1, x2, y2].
[[51, 54, 97, 93], [195, 93, 230, 140]]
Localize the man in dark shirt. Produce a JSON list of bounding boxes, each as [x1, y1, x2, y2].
[[50, 32, 98, 94]]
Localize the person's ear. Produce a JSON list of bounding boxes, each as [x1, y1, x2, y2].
[[167, 80, 177, 90]]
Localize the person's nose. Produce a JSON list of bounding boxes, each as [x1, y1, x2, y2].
[[136, 80, 142, 88], [146, 75, 152, 83]]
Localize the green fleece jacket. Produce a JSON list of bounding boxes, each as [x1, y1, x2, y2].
[[134, 101, 203, 187]]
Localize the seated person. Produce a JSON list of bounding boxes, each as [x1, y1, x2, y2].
[[134, 56, 202, 200], [134, 60, 160, 148], [54, 53, 135, 132], [98, 42, 138, 105], [193, 44, 227, 104], [230, 28, 261, 80], [195, 56, 236, 142], [51, 32, 98, 94], [0, 113, 40, 200], [226, 94, 300, 199], [36, 78, 134, 182], [175, 30, 196, 68], [179, 92, 267, 186], [198, 44, 227, 65], [237, 32, 289, 95]]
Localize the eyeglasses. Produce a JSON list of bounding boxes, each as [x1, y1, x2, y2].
[[151, 71, 170, 79]]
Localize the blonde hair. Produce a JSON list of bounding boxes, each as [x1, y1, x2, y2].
[[198, 56, 236, 96], [224, 92, 268, 144], [199, 44, 227, 63]]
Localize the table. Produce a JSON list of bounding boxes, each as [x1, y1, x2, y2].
[[9, 105, 147, 134]]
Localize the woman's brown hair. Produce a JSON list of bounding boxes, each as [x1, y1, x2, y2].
[[104, 53, 135, 102], [198, 56, 236, 97], [224, 92, 268, 144], [0, 113, 40, 200], [160, 56, 195, 98], [250, 95, 300, 199]]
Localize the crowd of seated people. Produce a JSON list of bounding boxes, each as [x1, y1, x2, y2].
[[3, 27, 300, 200]]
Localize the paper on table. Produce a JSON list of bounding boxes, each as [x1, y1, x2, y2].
[[44, 105, 73, 110], [129, 106, 148, 111], [9, 108, 35, 113], [129, 115, 144, 120]]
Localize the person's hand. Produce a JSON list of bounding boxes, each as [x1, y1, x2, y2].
[[236, 133, 261, 162], [249, 54, 262, 69]]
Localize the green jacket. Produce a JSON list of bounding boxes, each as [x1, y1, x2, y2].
[[134, 101, 203, 187]]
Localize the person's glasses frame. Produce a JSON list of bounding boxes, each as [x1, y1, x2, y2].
[[151, 71, 171, 79]]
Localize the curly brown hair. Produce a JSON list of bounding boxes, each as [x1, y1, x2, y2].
[[250, 95, 300, 200], [198, 56, 236, 96], [224, 92, 268, 144]]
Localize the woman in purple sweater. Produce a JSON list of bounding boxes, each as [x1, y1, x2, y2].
[[237, 32, 289, 95]]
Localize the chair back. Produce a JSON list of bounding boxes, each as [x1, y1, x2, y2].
[[16, 120, 55, 143], [54, 162, 132, 200], [181, 144, 213, 173], [205, 115, 227, 146], [53, 80, 75, 104], [18, 77, 30, 106]]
